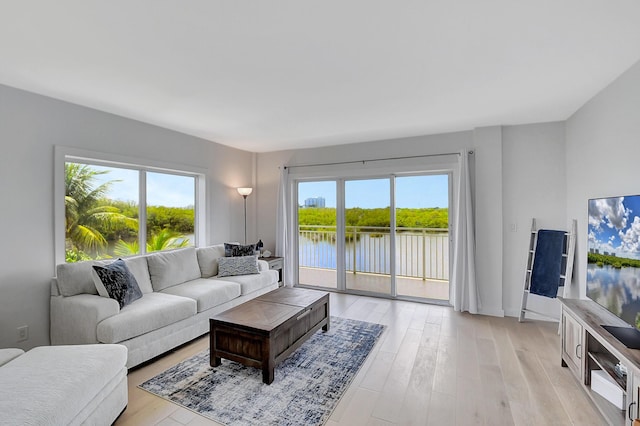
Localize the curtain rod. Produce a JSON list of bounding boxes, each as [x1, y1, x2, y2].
[[283, 150, 472, 170]]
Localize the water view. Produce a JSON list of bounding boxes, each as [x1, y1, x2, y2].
[[297, 175, 450, 300], [587, 264, 640, 327], [299, 229, 449, 280]]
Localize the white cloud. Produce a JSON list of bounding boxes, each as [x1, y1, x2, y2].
[[618, 216, 640, 258], [588, 230, 617, 254], [589, 197, 629, 231]]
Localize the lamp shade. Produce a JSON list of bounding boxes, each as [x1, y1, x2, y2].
[[237, 187, 253, 196]]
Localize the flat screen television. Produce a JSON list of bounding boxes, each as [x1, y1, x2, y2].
[[587, 194, 640, 349]]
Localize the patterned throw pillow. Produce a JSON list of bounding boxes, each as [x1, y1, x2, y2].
[[224, 243, 256, 257], [92, 259, 143, 308], [217, 256, 259, 277]]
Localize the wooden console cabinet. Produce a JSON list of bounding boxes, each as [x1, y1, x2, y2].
[[559, 297, 640, 425]]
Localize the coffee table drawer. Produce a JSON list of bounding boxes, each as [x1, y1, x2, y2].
[[289, 296, 328, 342]]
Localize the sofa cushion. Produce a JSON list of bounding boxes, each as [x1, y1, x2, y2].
[[161, 278, 241, 312], [0, 348, 24, 367], [196, 244, 226, 278], [217, 255, 260, 277], [257, 259, 269, 272], [92, 259, 143, 308], [96, 293, 196, 343], [146, 247, 201, 292], [0, 344, 126, 426], [224, 242, 256, 257], [213, 270, 278, 295], [124, 256, 153, 294], [56, 260, 110, 297]]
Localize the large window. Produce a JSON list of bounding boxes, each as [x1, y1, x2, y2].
[[58, 149, 203, 263]]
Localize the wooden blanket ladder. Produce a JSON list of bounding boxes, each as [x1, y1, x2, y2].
[[519, 218, 577, 322]]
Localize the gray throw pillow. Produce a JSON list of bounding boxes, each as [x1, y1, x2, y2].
[[92, 259, 143, 308], [217, 256, 260, 277], [224, 242, 256, 257]]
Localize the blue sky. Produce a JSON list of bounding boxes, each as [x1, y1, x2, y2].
[[588, 195, 640, 259], [298, 175, 449, 209], [88, 165, 195, 208]]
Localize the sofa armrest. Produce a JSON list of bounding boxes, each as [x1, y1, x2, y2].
[[50, 294, 120, 345], [0, 348, 24, 367], [257, 260, 269, 272], [51, 278, 61, 296]]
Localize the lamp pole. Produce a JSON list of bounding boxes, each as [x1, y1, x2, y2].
[[242, 194, 248, 244], [237, 187, 253, 244]]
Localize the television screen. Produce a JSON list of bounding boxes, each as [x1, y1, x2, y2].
[[587, 195, 640, 330]]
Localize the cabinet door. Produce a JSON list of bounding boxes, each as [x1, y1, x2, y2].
[[628, 372, 640, 425], [562, 308, 583, 380]]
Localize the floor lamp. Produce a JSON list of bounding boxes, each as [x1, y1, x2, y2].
[[237, 187, 253, 244]]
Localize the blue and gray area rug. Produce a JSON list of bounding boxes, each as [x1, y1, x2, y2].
[[139, 317, 385, 426]]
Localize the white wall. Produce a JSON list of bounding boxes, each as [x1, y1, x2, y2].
[[502, 122, 567, 318], [473, 126, 504, 316], [0, 84, 254, 349], [566, 60, 640, 299]]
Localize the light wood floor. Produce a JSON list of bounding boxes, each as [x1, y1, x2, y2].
[[116, 292, 604, 426]]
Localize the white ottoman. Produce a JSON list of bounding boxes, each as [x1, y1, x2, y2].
[[0, 344, 128, 425]]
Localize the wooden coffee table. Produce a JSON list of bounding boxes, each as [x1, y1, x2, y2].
[[209, 287, 330, 384]]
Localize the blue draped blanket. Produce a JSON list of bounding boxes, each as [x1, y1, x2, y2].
[[530, 229, 566, 298]]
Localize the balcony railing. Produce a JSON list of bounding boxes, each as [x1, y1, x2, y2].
[[298, 225, 449, 281]]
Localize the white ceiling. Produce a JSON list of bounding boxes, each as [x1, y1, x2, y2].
[[1, 1, 640, 153]]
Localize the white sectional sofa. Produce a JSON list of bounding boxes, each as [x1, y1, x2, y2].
[[50, 245, 279, 368], [0, 344, 127, 425]]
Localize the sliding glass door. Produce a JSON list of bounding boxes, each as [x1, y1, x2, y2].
[[345, 178, 392, 296], [296, 173, 450, 302], [297, 181, 337, 289], [395, 175, 449, 300]]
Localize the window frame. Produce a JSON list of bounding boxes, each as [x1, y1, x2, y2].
[[54, 146, 207, 265]]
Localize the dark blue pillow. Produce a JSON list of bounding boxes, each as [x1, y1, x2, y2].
[[92, 259, 142, 308], [224, 243, 256, 257]]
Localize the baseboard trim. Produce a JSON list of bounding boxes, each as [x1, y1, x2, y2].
[[478, 307, 505, 317]]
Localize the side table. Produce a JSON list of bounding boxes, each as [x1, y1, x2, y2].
[[262, 256, 284, 286]]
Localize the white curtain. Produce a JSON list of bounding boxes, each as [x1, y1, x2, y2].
[[450, 150, 480, 313], [275, 166, 294, 287]]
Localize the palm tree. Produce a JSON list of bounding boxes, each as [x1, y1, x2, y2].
[[147, 228, 190, 252], [113, 229, 189, 256], [65, 163, 138, 259]]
